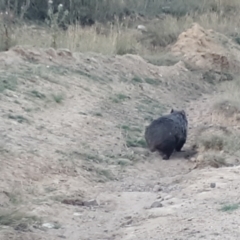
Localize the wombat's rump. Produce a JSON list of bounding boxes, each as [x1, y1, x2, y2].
[[144, 109, 188, 160]]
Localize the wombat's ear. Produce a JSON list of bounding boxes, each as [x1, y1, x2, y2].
[[181, 110, 186, 115]]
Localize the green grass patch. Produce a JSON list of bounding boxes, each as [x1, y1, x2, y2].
[[111, 93, 130, 103], [0, 209, 42, 231], [52, 93, 64, 103], [0, 74, 18, 93], [126, 138, 147, 148], [144, 78, 161, 85], [132, 76, 143, 83], [220, 203, 239, 212], [8, 114, 30, 124], [30, 90, 46, 99]]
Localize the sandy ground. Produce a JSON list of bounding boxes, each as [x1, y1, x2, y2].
[[0, 24, 240, 240]]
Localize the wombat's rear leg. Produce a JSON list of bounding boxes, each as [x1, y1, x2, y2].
[[157, 145, 175, 160], [175, 139, 186, 152]]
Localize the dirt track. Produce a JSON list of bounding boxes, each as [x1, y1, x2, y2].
[[1, 24, 240, 240]]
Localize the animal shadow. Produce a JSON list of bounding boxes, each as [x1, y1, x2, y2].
[[170, 147, 198, 160]]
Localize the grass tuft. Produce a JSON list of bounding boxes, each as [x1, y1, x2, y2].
[[0, 209, 42, 231]]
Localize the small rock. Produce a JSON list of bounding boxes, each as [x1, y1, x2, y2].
[[164, 195, 172, 201], [73, 212, 82, 216], [150, 201, 163, 208], [57, 235, 66, 239], [42, 223, 55, 229], [190, 157, 196, 162], [153, 185, 162, 192], [83, 199, 98, 207], [210, 183, 216, 188], [62, 198, 83, 206], [157, 195, 163, 201]]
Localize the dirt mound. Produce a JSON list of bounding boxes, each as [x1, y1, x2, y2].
[[171, 23, 240, 73], [0, 46, 75, 68]]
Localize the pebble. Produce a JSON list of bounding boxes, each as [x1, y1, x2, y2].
[[210, 183, 216, 188], [150, 201, 163, 208], [83, 199, 99, 207]]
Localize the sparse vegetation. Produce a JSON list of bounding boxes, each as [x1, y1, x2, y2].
[[198, 134, 225, 151], [111, 93, 130, 103], [213, 100, 240, 117], [126, 138, 147, 148], [0, 74, 18, 93], [1, 0, 240, 56], [137, 98, 166, 118], [71, 151, 104, 163], [144, 78, 160, 86], [120, 124, 146, 149], [95, 168, 115, 181], [0, 209, 42, 231], [200, 151, 228, 168], [117, 158, 133, 166], [197, 132, 240, 156], [52, 93, 64, 103], [8, 114, 30, 124], [121, 125, 142, 133], [193, 76, 240, 166], [30, 90, 46, 99], [220, 203, 239, 212], [144, 52, 182, 66], [132, 76, 143, 83], [3, 189, 23, 205]]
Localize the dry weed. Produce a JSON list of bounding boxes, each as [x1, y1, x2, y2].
[[211, 78, 240, 125], [196, 129, 240, 158], [201, 151, 227, 168], [4, 6, 240, 56]]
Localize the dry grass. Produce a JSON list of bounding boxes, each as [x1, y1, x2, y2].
[[200, 151, 228, 168], [0, 3, 236, 57], [196, 130, 240, 158], [211, 78, 240, 125], [198, 134, 225, 151], [14, 24, 142, 55], [194, 76, 240, 168]]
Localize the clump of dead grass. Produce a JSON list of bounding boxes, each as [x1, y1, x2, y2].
[[144, 51, 182, 66], [0, 12, 18, 51], [198, 151, 228, 168], [195, 77, 240, 168], [199, 134, 224, 151], [196, 130, 240, 158], [213, 100, 240, 117], [139, 15, 192, 48], [211, 77, 240, 125]]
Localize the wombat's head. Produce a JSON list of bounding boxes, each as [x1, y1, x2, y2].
[[170, 109, 187, 119]]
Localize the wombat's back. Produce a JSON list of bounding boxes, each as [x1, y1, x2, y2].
[[145, 117, 176, 152]]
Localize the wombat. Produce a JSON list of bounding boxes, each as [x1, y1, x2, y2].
[[144, 109, 188, 160]]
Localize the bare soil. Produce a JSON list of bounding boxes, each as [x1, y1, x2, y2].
[[1, 24, 240, 240]]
